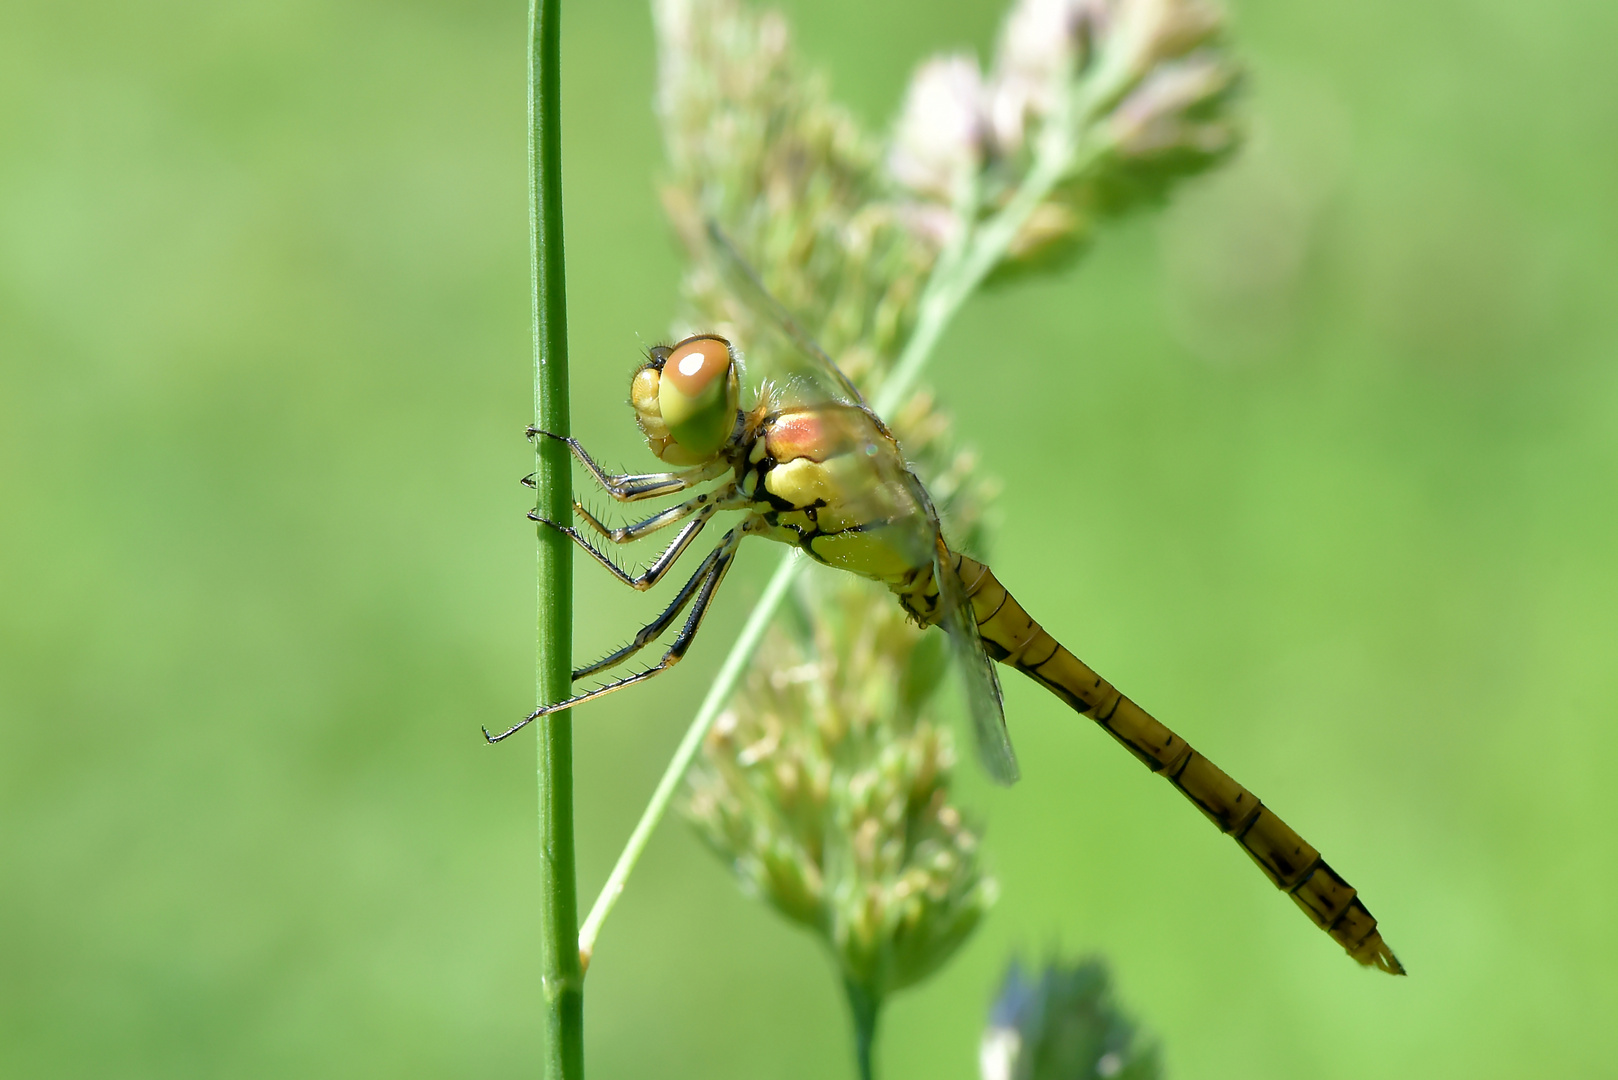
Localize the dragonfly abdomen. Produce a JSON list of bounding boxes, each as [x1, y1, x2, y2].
[[949, 553, 1405, 975]]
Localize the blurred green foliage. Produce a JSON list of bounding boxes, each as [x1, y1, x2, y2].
[[1, 1, 1615, 1078]]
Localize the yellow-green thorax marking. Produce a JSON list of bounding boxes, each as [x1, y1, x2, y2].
[[631, 337, 934, 586]]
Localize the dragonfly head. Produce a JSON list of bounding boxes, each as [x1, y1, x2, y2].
[[631, 335, 740, 465]]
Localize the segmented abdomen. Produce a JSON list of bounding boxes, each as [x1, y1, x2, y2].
[[948, 552, 1404, 975]]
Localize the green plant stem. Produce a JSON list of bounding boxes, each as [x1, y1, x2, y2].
[[843, 978, 881, 1080], [529, 0, 583, 1075], [577, 75, 1109, 963], [577, 550, 803, 967]]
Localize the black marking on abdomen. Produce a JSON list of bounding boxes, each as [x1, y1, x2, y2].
[[1021, 663, 1090, 710], [977, 589, 1009, 628], [980, 639, 1012, 662], [1018, 634, 1059, 668]]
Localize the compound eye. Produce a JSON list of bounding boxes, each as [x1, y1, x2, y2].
[[664, 336, 731, 397], [657, 335, 736, 460]]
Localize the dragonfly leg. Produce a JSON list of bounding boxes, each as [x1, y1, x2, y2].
[[568, 527, 734, 681], [530, 500, 721, 592], [525, 427, 727, 501], [484, 522, 750, 742], [571, 482, 742, 546]]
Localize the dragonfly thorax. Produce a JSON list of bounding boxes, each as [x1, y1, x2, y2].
[[631, 335, 741, 466]]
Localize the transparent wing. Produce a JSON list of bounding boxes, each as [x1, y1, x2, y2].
[[702, 220, 871, 410], [931, 538, 1021, 786], [862, 463, 1018, 786], [705, 222, 1018, 783]]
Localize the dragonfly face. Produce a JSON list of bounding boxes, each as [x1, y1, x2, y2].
[[631, 335, 741, 465]]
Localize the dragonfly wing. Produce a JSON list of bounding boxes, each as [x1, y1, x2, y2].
[[699, 223, 1018, 779], [701, 220, 869, 408], [932, 542, 1021, 786]]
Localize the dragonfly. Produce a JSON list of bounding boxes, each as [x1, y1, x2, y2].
[[492, 241, 1405, 977]]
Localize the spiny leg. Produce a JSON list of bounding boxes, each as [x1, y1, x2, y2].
[[521, 466, 709, 503], [555, 487, 747, 676], [569, 530, 731, 681], [529, 499, 721, 592], [572, 483, 741, 546], [483, 523, 750, 742], [525, 426, 727, 502]]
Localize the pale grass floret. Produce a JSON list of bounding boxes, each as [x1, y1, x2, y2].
[[889, 56, 989, 201]]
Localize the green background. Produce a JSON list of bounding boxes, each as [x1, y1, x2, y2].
[[3, 0, 1615, 1076]]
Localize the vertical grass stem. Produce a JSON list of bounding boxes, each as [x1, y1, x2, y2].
[[529, 0, 583, 1075], [843, 978, 881, 1080]]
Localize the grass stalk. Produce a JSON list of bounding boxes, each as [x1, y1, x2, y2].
[[578, 551, 803, 967], [843, 978, 881, 1080], [528, 0, 583, 1075]]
